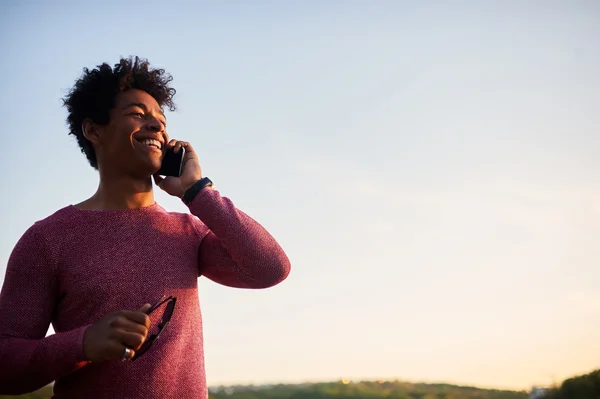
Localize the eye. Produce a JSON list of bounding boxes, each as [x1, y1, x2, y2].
[[131, 112, 144, 118]]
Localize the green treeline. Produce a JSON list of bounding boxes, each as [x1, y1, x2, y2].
[[3, 369, 600, 399], [208, 380, 528, 399], [539, 369, 600, 399], [0, 381, 529, 399]]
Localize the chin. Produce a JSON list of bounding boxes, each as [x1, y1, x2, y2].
[[132, 159, 162, 179]]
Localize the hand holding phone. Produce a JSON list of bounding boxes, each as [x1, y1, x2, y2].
[[153, 140, 203, 198], [156, 146, 185, 177]]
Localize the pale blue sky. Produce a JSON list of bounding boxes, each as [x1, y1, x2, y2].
[[1, 0, 599, 391]]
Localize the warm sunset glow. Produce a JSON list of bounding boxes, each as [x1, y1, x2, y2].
[[1, 1, 598, 393]]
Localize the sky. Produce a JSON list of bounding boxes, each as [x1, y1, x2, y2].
[[0, 0, 599, 391]]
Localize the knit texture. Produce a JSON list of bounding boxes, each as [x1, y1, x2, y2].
[[0, 187, 290, 398]]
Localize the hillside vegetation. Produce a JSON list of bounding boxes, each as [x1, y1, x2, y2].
[[208, 380, 528, 399], [539, 369, 600, 399], [1, 380, 527, 399], [4, 370, 600, 399]]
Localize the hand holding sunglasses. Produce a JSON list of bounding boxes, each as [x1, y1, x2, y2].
[[130, 295, 177, 361]]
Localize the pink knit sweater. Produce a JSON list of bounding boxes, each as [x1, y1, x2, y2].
[[0, 187, 290, 398]]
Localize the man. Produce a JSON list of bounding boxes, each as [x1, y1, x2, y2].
[[0, 56, 291, 398]]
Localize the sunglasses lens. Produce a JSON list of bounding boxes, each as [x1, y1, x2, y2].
[[164, 300, 176, 320], [132, 297, 175, 360]]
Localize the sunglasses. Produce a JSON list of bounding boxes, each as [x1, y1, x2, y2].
[[131, 295, 177, 361]]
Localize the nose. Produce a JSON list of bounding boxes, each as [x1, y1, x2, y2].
[[145, 116, 164, 132]]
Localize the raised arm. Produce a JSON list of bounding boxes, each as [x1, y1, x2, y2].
[[153, 141, 291, 289], [189, 186, 291, 289], [0, 226, 89, 395]]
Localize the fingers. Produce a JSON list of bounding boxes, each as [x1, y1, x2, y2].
[[118, 304, 154, 360], [120, 309, 151, 330], [108, 316, 148, 336], [112, 341, 136, 361], [108, 309, 151, 358], [115, 330, 147, 351], [166, 139, 181, 152], [138, 303, 152, 314], [166, 138, 177, 150], [174, 142, 187, 155], [85, 303, 157, 363], [166, 139, 196, 156], [124, 347, 135, 360], [174, 141, 186, 154]]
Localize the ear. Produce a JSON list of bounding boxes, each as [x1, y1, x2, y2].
[[82, 118, 102, 146]]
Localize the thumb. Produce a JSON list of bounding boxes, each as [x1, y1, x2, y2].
[[138, 303, 152, 314]]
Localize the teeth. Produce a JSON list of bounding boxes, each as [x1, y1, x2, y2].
[[141, 139, 162, 150]]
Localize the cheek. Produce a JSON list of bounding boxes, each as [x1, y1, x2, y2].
[[101, 122, 138, 155], [116, 121, 140, 147]]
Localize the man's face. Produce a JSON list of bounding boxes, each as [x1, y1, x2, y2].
[[95, 89, 169, 177]]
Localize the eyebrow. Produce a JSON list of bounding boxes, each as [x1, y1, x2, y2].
[[122, 102, 166, 119]]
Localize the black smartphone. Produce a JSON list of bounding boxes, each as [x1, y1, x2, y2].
[[156, 147, 185, 177]]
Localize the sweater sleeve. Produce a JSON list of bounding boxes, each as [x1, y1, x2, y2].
[[0, 225, 89, 395], [188, 186, 291, 289]]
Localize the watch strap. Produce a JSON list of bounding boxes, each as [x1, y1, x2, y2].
[[182, 177, 213, 205]]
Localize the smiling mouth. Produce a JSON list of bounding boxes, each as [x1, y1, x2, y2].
[[137, 139, 162, 151]]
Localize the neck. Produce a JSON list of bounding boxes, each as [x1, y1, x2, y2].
[[79, 169, 156, 210]]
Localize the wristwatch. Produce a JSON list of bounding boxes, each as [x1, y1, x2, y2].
[[182, 177, 213, 205]]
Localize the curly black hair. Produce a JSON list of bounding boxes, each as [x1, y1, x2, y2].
[[62, 56, 176, 169]]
